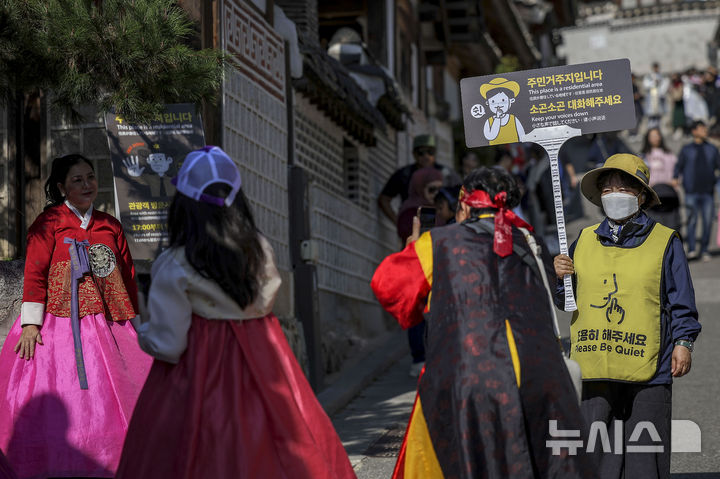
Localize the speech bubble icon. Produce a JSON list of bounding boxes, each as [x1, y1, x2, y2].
[[470, 104, 485, 119]]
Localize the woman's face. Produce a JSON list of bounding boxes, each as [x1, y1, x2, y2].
[[648, 129, 662, 148], [436, 198, 455, 225], [462, 154, 479, 176], [58, 161, 98, 214], [423, 180, 442, 203], [600, 173, 642, 198]]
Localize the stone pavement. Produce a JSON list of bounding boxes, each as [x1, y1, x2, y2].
[[330, 355, 416, 479]]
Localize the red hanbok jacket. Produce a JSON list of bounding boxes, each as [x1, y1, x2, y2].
[[22, 204, 138, 325]]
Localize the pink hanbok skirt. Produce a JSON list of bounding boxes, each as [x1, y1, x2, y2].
[[0, 313, 152, 479]]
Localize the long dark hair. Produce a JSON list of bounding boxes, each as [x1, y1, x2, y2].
[[44, 154, 94, 208], [641, 127, 669, 154], [168, 184, 265, 309], [462, 166, 522, 215]]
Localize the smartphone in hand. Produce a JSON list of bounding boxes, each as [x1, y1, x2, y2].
[[417, 206, 437, 233]]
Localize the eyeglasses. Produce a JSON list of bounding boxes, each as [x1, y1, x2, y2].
[[426, 186, 439, 194], [415, 148, 435, 156]]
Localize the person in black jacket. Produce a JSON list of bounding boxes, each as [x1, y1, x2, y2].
[[673, 120, 720, 261]]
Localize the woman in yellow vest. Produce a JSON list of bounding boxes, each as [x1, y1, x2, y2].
[[554, 154, 701, 479]]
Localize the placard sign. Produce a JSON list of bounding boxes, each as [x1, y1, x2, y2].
[[460, 59, 636, 311], [105, 103, 205, 261], [461, 59, 635, 147]]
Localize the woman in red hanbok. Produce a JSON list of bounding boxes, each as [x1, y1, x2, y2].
[[0, 154, 152, 478], [116, 146, 355, 479]]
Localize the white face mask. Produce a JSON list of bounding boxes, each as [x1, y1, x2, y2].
[[601, 192, 639, 221]]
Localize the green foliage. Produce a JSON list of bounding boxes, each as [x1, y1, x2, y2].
[[495, 55, 520, 75], [0, 0, 226, 123]]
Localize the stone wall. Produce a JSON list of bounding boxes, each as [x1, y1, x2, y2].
[[560, 14, 720, 74], [0, 260, 24, 350]]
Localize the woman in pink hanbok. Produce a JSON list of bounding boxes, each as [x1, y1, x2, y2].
[[0, 154, 152, 478]]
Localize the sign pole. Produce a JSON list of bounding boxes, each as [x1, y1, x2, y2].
[[525, 126, 581, 311]]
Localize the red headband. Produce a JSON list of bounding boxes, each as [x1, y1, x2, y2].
[[459, 187, 533, 257]]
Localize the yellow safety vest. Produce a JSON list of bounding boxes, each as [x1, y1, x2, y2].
[[488, 115, 519, 145], [571, 222, 675, 382]]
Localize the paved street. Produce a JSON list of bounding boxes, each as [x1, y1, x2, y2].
[[331, 354, 416, 479], [671, 255, 720, 477], [332, 209, 720, 478]]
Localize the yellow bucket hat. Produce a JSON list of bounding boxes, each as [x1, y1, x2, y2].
[[580, 153, 661, 208], [480, 77, 521, 99]]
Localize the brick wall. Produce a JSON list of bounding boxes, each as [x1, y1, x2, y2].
[[223, 69, 290, 273], [294, 94, 346, 195], [309, 183, 397, 304], [367, 127, 399, 200], [295, 96, 399, 371]]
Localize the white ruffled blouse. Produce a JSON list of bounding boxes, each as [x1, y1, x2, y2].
[[136, 235, 282, 363]]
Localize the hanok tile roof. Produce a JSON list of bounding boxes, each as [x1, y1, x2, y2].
[[294, 35, 386, 146]]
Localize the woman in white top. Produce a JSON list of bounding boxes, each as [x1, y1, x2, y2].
[[116, 146, 355, 479]]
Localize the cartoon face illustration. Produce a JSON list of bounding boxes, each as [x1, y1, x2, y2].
[[478, 77, 526, 145], [147, 153, 173, 177], [487, 91, 514, 117]]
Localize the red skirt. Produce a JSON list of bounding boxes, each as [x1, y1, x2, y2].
[[116, 314, 355, 479]]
